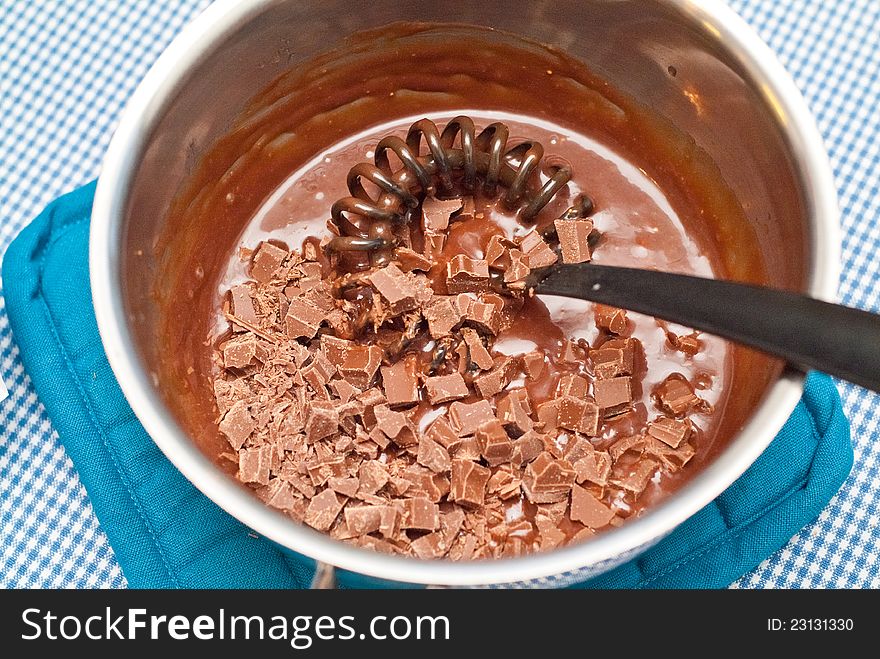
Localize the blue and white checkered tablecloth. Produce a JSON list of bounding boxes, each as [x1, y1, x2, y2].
[[1, 0, 878, 589]]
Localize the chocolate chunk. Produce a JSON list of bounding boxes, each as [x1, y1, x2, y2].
[[424, 372, 469, 404], [535, 400, 559, 430], [306, 455, 345, 486], [446, 255, 490, 294], [358, 460, 390, 495], [521, 452, 576, 504], [440, 508, 465, 545], [426, 415, 459, 449], [504, 248, 531, 283], [643, 437, 696, 470], [555, 395, 600, 435], [395, 247, 433, 272], [328, 379, 360, 404], [476, 419, 514, 466], [496, 389, 534, 434], [570, 484, 615, 528], [554, 218, 593, 264], [449, 459, 491, 507], [423, 296, 462, 338], [647, 416, 692, 448], [590, 347, 627, 379], [449, 399, 495, 435], [572, 451, 612, 486], [328, 476, 359, 497], [609, 433, 646, 460], [422, 197, 463, 231], [250, 241, 288, 283], [304, 401, 340, 442], [304, 489, 345, 531], [338, 344, 383, 389], [417, 435, 452, 473], [595, 304, 628, 335], [373, 403, 416, 445], [593, 376, 633, 416], [460, 327, 494, 370], [473, 357, 515, 398], [238, 444, 272, 485], [463, 294, 504, 334], [401, 465, 449, 502], [344, 506, 382, 536], [222, 335, 261, 369], [423, 230, 446, 260], [285, 297, 324, 339], [512, 431, 545, 465], [229, 284, 260, 326], [600, 337, 638, 374], [219, 400, 255, 450], [485, 234, 514, 270], [556, 373, 589, 398], [262, 479, 298, 513], [381, 355, 420, 407], [522, 350, 546, 379], [610, 458, 660, 495], [670, 332, 702, 356], [654, 374, 707, 416], [302, 352, 336, 391], [402, 497, 440, 531], [410, 532, 448, 559], [518, 230, 558, 269], [369, 264, 430, 314]]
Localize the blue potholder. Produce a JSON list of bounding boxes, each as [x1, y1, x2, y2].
[[2, 183, 853, 588]]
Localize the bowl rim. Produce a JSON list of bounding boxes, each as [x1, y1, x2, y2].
[[90, 0, 840, 585]]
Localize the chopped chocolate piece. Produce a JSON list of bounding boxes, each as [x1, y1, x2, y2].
[[609, 433, 646, 460], [304, 401, 340, 442], [446, 255, 490, 294], [476, 419, 514, 466], [250, 241, 288, 283], [611, 458, 660, 495], [424, 372, 469, 404], [643, 437, 696, 470], [410, 532, 448, 559], [358, 460, 390, 495], [304, 489, 345, 531], [417, 435, 452, 473], [519, 230, 558, 269], [594, 376, 633, 416], [590, 347, 628, 379], [238, 444, 272, 485], [485, 234, 513, 270], [535, 400, 559, 430], [647, 416, 692, 448], [395, 247, 433, 272], [558, 339, 586, 365], [338, 344, 383, 389], [504, 248, 531, 283], [601, 337, 638, 373], [512, 432, 545, 465], [229, 284, 260, 326], [654, 374, 706, 416], [401, 497, 440, 531], [423, 230, 446, 260], [376, 506, 400, 538], [368, 264, 429, 314], [556, 373, 589, 398], [449, 400, 495, 436], [423, 296, 462, 338], [262, 479, 298, 512], [219, 400, 255, 450], [522, 350, 546, 379], [474, 357, 515, 398], [522, 452, 576, 504], [449, 459, 491, 507], [307, 455, 345, 486], [464, 294, 504, 334], [554, 218, 593, 264], [496, 389, 534, 434], [440, 508, 465, 545], [302, 351, 336, 391], [572, 451, 612, 486], [401, 466, 449, 502], [328, 476, 359, 497], [595, 304, 628, 335], [345, 506, 382, 536], [328, 379, 360, 404], [426, 416, 459, 449], [381, 355, 420, 407], [460, 327, 494, 370], [671, 332, 702, 356], [222, 335, 261, 369], [373, 404, 416, 445], [422, 197, 463, 231], [570, 484, 615, 528], [285, 298, 324, 339]]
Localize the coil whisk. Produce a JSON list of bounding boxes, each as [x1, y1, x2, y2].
[[326, 116, 572, 269]]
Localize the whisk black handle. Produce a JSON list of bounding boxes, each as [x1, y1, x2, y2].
[[535, 262, 880, 392]]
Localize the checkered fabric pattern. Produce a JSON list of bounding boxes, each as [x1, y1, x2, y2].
[[0, 0, 877, 588]]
